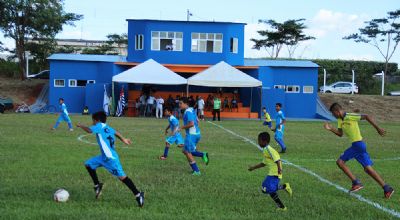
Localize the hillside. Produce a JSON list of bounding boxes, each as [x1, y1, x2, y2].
[[320, 93, 400, 122], [0, 76, 46, 106]]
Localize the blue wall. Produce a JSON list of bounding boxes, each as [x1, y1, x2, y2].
[[127, 20, 245, 65]]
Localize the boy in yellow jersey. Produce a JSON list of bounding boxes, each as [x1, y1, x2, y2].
[[262, 107, 272, 128], [324, 103, 394, 198], [248, 132, 292, 210]]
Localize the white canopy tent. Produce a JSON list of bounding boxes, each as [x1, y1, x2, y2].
[[187, 61, 262, 87], [187, 61, 262, 117], [112, 59, 187, 85]]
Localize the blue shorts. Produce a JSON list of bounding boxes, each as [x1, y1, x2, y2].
[[274, 130, 284, 139], [262, 176, 280, 194], [166, 133, 184, 145], [263, 121, 272, 128], [339, 141, 373, 167], [183, 134, 201, 153], [85, 155, 126, 177], [57, 114, 71, 123]]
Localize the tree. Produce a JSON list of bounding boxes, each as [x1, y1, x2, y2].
[[81, 33, 127, 55], [344, 9, 400, 79], [251, 19, 315, 59], [0, 0, 82, 79]]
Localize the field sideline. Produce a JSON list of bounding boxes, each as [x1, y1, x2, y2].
[[1, 114, 399, 219]]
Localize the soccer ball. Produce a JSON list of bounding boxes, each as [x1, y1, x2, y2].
[[54, 189, 69, 202]]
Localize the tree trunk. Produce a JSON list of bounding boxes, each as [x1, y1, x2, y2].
[[16, 37, 26, 80]]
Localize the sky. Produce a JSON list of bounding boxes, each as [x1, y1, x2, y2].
[[1, 0, 399, 66]]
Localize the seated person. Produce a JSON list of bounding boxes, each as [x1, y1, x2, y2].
[[223, 97, 230, 112], [231, 97, 238, 112]]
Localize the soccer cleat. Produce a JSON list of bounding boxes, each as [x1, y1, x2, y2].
[[136, 192, 145, 207], [192, 171, 201, 176], [284, 183, 293, 197], [203, 152, 209, 165], [94, 183, 104, 199], [280, 149, 286, 154], [69, 128, 74, 131], [159, 155, 167, 160], [384, 187, 394, 199], [349, 183, 364, 193], [276, 207, 287, 211]]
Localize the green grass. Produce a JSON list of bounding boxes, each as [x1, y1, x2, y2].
[[1, 114, 399, 219]]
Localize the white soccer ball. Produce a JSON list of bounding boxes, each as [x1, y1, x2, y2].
[[54, 189, 69, 202]]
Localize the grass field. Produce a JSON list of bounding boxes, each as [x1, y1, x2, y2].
[[1, 114, 399, 219]]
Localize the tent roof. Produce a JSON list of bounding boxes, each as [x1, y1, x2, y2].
[[112, 59, 187, 85], [187, 61, 262, 87]]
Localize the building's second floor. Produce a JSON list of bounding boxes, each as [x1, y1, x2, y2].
[[126, 19, 245, 65]]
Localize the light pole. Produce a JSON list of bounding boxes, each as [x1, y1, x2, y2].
[[381, 71, 385, 96], [25, 51, 30, 78]]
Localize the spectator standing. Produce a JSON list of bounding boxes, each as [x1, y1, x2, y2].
[[156, 96, 164, 119]]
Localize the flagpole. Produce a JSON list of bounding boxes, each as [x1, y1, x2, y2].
[[112, 82, 115, 116]]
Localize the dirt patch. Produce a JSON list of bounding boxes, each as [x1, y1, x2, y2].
[[0, 76, 47, 107], [320, 93, 400, 122]]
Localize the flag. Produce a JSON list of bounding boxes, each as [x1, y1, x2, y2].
[[103, 85, 110, 116], [115, 87, 125, 117]]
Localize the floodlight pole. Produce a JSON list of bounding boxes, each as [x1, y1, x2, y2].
[[25, 51, 30, 78], [351, 69, 355, 95], [323, 69, 327, 93], [381, 70, 385, 96]]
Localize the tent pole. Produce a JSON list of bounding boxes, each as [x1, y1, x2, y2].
[[111, 81, 115, 116], [249, 87, 253, 118], [260, 86, 262, 120], [186, 84, 189, 97]]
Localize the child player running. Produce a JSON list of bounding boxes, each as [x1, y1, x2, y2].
[[324, 103, 394, 198], [159, 107, 184, 160]]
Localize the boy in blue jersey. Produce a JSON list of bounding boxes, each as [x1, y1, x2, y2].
[[76, 111, 145, 207], [272, 103, 286, 153], [179, 98, 209, 175], [159, 107, 184, 160], [52, 98, 73, 131], [248, 132, 292, 211], [324, 103, 394, 198]]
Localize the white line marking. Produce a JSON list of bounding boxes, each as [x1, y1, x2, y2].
[[289, 157, 400, 162], [207, 121, 400, 219]]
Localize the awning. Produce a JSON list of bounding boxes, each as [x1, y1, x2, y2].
[[187, 61, 262, 87], [112, 59, 187, 85]]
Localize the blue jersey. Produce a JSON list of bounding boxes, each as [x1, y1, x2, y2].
[[168, 115, 180, 133], [183, 107, 200, 135], [60, 103, 69, 115], [90, 123, 119, 160], [275, 110, 286, 133]]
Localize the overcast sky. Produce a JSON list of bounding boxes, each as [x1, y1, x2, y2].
[[1, 0, 399, 66]]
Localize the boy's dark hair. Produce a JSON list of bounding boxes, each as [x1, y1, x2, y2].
[[164, 107, 172, 113], [180, 97, 189, 104], [276, 103, 282, 107], [329, 103, 342, 112], [59, 98, 64, 101], [262, 107, 266, 110], [258, 132, 270, 144], [92, 111, 107, 123]]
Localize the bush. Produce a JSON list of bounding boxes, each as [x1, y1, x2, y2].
[[0, 59, 19, 78]]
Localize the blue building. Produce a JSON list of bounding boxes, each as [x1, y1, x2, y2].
[[48, 19, 321, 119]]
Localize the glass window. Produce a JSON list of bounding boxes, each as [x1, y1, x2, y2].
[[151, 31, 183, 51], [286, 85, 300, 93], [152, 32, 159, 37], [87, 80, 96, 84], [215, 33, 223, 40], [191, 32, 223, 53], [274, 85, 285, 89], [77, 80, 87, 87], [54, 79, 65, 87], [151, 38, 160, 50], [230, 38, 238, 53], [135, 34, 144, 50], [69, 79, 77, 87], [200, 33, 207, 39], [214, 40, 222, 53], [303, 86, 314, 94]]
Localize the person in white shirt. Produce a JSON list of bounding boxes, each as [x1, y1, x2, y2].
[[146, 95, 155, 117], [197, 96, 205, 121], [139, 94, 146, 116], [156, 96, 164, 119]]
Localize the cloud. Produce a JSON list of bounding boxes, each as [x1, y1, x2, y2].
[[307, 9, 368, 38]]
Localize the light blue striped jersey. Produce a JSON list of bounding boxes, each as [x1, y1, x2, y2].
[[183, 107, 200, 135], [90, 123, 119, 160]]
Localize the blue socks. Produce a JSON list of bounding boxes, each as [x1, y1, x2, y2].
[[192, 151, 204, 158], [67, 122, 73, 129], [163, 146, 170, 157], [190, 161, 200, 172], [275, 137, 286, 151]]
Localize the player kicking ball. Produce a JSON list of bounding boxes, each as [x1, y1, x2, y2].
[[324, 103, 394, 198], [159, 108, 184, 160], [76, 111, 145, 207], [179, 97, 209, 175], [248, 132, 292, 211]]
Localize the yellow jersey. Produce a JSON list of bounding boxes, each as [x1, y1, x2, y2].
[[264, 112, 271, 122], [338, 113, 363, 143], [262, 145, 282, 179]]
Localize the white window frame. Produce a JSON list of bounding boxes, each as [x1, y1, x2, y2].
[[135, 34, 144, 50], [274, 85, 286, 89], [69, 79, 77, 87], [151, 31, 183, 51], [286, 85, 300, 93], [191, 32, 223, 53], [87, 80, 96, 84], [54, 79, 65, 87], [303, 86, 314, 94], [230, 37, 238, 53]]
